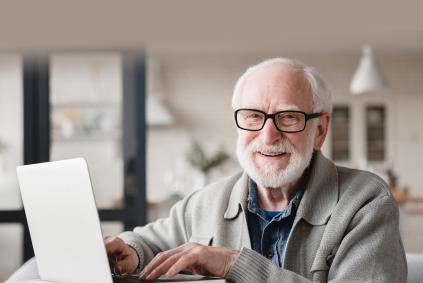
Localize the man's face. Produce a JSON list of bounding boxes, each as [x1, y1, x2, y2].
[[236, 65, 321, 189]]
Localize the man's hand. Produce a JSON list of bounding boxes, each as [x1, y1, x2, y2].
[[104, 236, 139, 275], [139, 243, 239, 281]]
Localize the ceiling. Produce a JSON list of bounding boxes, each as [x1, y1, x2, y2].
[[1, 0, 423, 54]]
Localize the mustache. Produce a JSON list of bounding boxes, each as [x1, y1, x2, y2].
[[246, 138, 295, 154]]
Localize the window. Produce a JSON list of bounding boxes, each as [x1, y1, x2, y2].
[[50, 53, 124, 209], [366, 106, 385, 161], [331, 106, 350, 161]]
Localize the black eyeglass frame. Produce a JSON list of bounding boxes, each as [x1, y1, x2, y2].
[[234, 108, 323, 133]]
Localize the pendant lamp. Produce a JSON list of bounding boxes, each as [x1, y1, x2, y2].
[[147, 57, 174, 125], [350, 45, 387, 95], [147, 95, 174, 125]]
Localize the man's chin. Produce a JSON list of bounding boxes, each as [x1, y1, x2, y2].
[[251, 175, 291, 189], [248, 167, 289, 188], [249, 158, 307, 189], [255, 160, 289, 174]]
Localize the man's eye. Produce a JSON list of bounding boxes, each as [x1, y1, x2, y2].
[[278, 113, 300, 125], [280, 114, 297, 121], [246, 114, 262, 119], [284, 115, 296, 120]]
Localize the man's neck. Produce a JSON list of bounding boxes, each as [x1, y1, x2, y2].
[[256, 180, 300, 211]]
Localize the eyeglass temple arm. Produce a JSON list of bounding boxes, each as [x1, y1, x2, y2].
[[306, 112, 323, 120]]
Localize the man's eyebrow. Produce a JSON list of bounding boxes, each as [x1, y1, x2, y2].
[[276, 105, 300, 111]]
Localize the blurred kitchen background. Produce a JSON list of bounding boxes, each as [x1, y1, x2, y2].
[[1, 1, 423, 280]]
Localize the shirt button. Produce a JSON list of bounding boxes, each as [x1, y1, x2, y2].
[[266, 250, 274, 258]]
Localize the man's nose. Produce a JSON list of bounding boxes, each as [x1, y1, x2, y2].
[[259, 118, 282, 145]]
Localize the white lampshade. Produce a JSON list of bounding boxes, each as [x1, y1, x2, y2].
[[146, 57, 174, 126], [147, 95, 174, 126], [350, 45, 387, 95]]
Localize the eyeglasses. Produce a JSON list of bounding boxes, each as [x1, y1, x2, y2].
[[234, 108, 323, 133]]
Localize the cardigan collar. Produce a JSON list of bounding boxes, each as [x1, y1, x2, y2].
[[295, 151, 339, 225], [224, 172, 248, 219]]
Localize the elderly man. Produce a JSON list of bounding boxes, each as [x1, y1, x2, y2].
[[106, 58, 407, 282]]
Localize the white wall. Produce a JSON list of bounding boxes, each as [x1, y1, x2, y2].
[[147, 54, 249, 201]]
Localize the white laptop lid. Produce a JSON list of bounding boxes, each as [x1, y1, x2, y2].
[[16, 158, 113, 283]]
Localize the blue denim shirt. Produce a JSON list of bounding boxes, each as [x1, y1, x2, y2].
[[246, 178, 305, 267]]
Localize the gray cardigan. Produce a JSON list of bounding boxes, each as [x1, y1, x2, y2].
[[119, 152, 407, 282]]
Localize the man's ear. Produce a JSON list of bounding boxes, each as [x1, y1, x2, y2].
[[314, 113, 330, 150]]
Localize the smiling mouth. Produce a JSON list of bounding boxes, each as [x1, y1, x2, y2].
[[258, 151, 287, 157]]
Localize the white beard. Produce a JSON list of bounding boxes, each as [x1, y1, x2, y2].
[[236, 126, 316, 189]]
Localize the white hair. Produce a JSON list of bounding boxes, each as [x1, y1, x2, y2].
[[232, 57, 332, 113]]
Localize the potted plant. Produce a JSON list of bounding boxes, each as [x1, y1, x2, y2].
[[186, 141, 230, 185]]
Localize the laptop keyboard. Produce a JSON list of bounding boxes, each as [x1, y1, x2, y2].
[[112, 274, 144, 282], [112, 273, 224, 282]]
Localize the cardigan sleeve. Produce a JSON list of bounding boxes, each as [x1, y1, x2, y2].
[[226, 195, 407, 283], [117, 193, 194, 270]]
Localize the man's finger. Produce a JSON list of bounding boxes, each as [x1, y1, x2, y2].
[[114, 260, 128, 275], [139, 251, 178, 278], [166, 252, 199, 278], [143, 252, 187, 280], [108, 252, 130, 274], [140, 246, 188, 279]]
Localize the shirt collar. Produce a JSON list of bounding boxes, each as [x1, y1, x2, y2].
[[246, 178, 304, 214]]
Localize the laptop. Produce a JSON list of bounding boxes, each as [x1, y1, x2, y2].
[[16, 158, 225, 283]]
